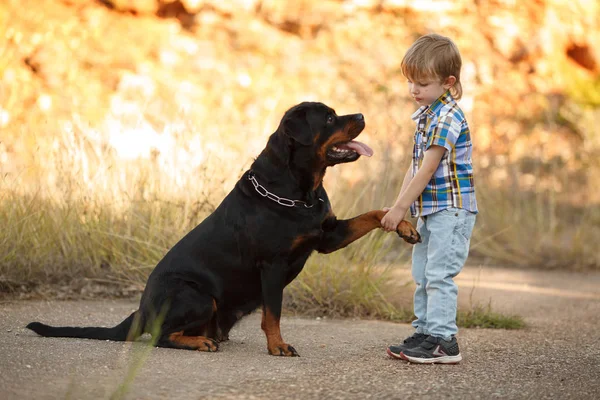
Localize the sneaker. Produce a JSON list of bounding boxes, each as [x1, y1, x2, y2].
[[400, 335, 462, 364], [387, 332, 428, 359]]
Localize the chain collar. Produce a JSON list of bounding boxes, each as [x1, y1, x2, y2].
[[247, 171, 324, 209]]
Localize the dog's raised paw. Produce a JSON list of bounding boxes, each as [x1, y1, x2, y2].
[[396, 220, 421, 244]]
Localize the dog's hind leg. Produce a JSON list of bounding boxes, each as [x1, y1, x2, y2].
[[155, 293, 219, 352], [158, 331, 219, 352]]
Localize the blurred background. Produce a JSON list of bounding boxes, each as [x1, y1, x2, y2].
[[0, 0, 598, 314]]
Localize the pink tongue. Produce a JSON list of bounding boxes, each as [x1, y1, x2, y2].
[[339, 141, 374, 157]]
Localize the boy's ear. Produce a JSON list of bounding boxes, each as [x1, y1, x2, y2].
[[443, 75, 457, 89]]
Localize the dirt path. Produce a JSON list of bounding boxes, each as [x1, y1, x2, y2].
[[1, 266, 599, 400]]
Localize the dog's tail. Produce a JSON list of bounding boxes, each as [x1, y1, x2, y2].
[[26, 311, 140, 341]]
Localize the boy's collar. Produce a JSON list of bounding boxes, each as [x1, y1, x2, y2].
[[411, 90, 454, 121]]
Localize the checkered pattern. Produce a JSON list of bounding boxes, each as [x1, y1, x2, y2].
[[410, 91, 478, 217]]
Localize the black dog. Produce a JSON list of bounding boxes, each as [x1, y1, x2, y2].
[[27, 102, 420, 356]]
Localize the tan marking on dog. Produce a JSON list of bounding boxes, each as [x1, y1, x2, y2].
[[168, 331, 218, 352], [261, 307, 298, 356]]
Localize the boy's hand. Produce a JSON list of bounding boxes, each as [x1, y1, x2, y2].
[[381, 205, 408, 232]]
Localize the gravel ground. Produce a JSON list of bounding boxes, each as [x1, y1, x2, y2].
[[1, 266, 599, 400]]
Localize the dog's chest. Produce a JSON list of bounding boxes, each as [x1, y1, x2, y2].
[[287, 211, 330, 253]]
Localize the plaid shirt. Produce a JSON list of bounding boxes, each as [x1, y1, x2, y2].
[[410, 91, 478, 217]]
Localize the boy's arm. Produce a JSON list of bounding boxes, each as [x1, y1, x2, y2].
[[381, 145, 446, 231], [397, 163, 414, 199], [384, 163, 413, 211]]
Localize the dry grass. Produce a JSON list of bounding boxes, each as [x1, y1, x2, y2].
[[472, 182, 600, 270], [0, 161, 227, 284]]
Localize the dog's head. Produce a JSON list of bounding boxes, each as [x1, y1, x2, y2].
[[277, 102, 373, 168]]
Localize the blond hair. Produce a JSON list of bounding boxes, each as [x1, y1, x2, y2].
[[401, 33, 463, 100]]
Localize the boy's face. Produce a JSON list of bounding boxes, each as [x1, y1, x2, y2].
[[407, 75, 456, 107]]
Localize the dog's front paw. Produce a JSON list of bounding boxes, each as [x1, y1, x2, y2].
[[268, 343, 300, 357], [396, 220, 421, 244]]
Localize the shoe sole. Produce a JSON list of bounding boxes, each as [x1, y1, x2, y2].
[[402, 353, 462, 364], [386, 348, 406, 360]]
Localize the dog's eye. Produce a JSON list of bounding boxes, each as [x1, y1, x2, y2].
[[326, 115, 334, 125]]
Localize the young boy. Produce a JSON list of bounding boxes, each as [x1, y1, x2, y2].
[[381, 33, 478, 364]]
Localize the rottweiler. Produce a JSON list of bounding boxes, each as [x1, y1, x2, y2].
[[27, 102, 420, 356]]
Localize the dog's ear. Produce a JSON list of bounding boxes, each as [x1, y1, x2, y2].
[[282, 105, 313, 146]]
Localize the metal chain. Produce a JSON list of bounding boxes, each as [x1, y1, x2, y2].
[[247, 172, 324, 209]]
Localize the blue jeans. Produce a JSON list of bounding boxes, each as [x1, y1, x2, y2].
[[411, 207, 476, 340]]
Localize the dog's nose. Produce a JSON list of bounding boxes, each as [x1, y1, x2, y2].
[[354, 114, 364, 121]]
